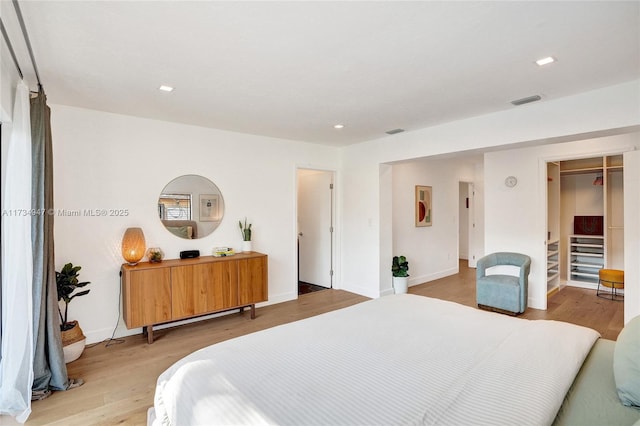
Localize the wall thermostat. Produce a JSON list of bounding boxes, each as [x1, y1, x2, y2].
[[504, 176, 518, 188]]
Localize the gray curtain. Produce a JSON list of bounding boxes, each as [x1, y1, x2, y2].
[[30, 89, 68, 392]]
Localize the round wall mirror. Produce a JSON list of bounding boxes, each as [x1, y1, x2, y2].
[[158, 175, 225, 239]]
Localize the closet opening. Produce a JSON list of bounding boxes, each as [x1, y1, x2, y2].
[[546, 155, 624, 298]]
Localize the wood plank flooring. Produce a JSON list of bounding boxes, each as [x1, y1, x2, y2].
[[409, 260, 624, 340], [3, 261, 623, 425]]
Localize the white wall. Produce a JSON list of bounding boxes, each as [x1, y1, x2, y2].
[[340, 80, 640, 319], [389, 158, 476, 293], [50, 105, 340, 343], [484, 133, 640, 311], [340, 142, 384, 298], [4, 70, 639, 342]]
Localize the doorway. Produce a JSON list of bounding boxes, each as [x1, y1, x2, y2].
[[542, 151, 640, 328], [459, 182, 470, 265], [545, 154, 625, 297], [459, 181, 478, 268], [297, 169, 334, 295]]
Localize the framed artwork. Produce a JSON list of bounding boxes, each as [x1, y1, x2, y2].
[[199, 194, 219, 222], [415, 185, 432, 227]]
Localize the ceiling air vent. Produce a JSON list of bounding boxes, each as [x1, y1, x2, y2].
[[511, 95, 542, 106], [385, 128, 405, 135]]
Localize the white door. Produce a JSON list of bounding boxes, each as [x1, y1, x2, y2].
[[459, 182, 470, 262], [297, 169, 333, 288], [467, 182, 480, 268]]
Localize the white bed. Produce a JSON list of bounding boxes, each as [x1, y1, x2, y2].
[[148, 294, 609, 425]]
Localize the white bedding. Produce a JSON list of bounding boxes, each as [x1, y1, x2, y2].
[[150, 294, 599, 426]]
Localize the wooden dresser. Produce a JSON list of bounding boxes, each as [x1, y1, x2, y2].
[[121, 252, 267, 343]]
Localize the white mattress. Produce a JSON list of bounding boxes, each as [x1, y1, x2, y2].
[[150, 294, 599, 426]]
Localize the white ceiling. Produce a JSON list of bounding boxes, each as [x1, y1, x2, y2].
[[7, 1, 640, 146]]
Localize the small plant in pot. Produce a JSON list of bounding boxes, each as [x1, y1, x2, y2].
[[56, 262, 91, 363], [239, 218, 253, 252], [391, 255, 409, 294]]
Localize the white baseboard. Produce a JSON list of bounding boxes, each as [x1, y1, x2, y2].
[[409, 266, 459, 287], [84, 326, 125, 345], [380, 287, 395, 297], [566, 280, 597, 290], [342, 282, 383, 299]]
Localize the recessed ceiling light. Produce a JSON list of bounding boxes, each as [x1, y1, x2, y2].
[[535, 56, 555, 66], [159, 85, 174, 92], [333, 124, 344, 129]]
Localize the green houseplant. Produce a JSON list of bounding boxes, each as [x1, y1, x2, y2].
[[57, 263, 91, 331], [239, 218, 252, 241], [391, 255, 409, 294], [56, 262, 91, 363], [239, 218, 253, 252]]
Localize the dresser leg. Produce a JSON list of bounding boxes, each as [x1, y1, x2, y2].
[[239, 305, 256, 319], [143, 325, 154, 344]]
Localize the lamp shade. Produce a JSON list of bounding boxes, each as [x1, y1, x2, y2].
[[122, 227, 146, 265]]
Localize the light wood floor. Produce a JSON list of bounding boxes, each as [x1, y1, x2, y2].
[[409, 260, 624, 340], [5, 261, 623, 425]]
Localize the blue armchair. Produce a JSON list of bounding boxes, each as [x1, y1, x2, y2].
[[476, 252, 531, 315]]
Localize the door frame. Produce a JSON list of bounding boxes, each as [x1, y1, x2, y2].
[[295, 167, 337, 296], [459, 181, 474, 267]]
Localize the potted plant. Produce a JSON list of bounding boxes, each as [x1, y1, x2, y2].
[[56, 262, 91, 363], [391, 255, 409, 294], [239, 218, 252, 252], [146, 247, 165, 263]]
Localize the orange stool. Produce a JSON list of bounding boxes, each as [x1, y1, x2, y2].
[[597, 269, 624, 301]]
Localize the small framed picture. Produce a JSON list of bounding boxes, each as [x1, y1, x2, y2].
[[415, 185, 432, 227], [199, 194, 219, 222]]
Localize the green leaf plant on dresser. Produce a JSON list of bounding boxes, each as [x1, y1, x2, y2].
[[121, 252, 268, 343]]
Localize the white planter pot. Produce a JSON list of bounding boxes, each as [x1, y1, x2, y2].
[[242, 241, 252, 253], [61, 321, 86, 363], [63, 338, 86, 363], [393, 276, 409, 294]]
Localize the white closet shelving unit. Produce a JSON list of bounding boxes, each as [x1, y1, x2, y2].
[[552, 155, 624, 291], [568, 235, 604, 284]]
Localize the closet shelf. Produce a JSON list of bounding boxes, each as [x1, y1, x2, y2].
[[571, 243, 604, 248], [568, 235, 604, 288], [570, 251, 603, 258], [570, 271, 599, 278], [571, 261, 602, 269]]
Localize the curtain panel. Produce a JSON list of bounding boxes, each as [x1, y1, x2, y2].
[[0, 81, 34, 423], [30, 90, 69, 395]]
